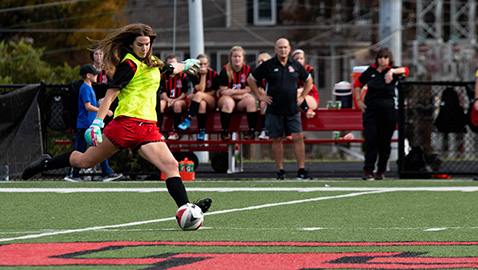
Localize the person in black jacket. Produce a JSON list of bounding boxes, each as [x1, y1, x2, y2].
[[353, 47, 409, 180]]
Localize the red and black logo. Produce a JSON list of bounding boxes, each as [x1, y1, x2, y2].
[[1, 241, 477, 269]]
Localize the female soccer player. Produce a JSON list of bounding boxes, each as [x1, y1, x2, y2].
[[22, 23, 211, 212]]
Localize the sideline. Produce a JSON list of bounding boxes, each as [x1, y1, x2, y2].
[[0, 190, 387, 242], [1, 186, 478, 193]]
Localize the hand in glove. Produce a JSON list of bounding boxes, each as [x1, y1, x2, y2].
[[85, 118, 104, 146], [182, 59, 200, 75]]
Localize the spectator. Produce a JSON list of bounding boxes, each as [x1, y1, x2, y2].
[[217, 46, 257, 141], [178, 54, 219, 141], [353, 47, 409, 180], [22, 23, 211, 214], [158, 54, 190, 140], [90, 46, 110, 83], [291, 49, 319, 118], [255, 52, 272, 140], [64, 64, 123, 182], [248, 38, 312, 180]]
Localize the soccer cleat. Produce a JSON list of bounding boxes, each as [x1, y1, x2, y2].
[[306, 108, 316, 119], [168, 132, 180, 140], [375, 171, 385, 180], [194, 198, 212, 213], [258, 130, 269, 140], [243, 130, 255, 140], [221, 131, 230, 141], [64, 175, 83, 182], [276, 169, 286, 180], [362, 172, 375, 181], [22, 154, 52, 180], [102, 173, 124, 182], [197, 130, 206, 141], [285, 135, 292, 140], [297, 169, 312, 180], [160, 133, 166, 141], [178, 118, 191, 130]]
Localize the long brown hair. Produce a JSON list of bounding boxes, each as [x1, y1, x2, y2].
[[226, 46, 245, 82], [95, 23, 163, 77]]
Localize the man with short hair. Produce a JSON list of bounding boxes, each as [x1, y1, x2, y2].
[[247, 38, 312, 180]]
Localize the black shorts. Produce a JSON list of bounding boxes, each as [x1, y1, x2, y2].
[[265, 112, 302, 138]]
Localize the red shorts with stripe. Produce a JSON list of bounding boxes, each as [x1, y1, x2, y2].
[[104, 116, 164, 151]]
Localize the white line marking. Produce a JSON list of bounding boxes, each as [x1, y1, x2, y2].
[[0, 190, 386, 243], [1, 187, 478, 193], [424, 228, 448, 232]]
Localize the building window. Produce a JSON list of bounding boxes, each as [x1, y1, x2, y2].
[[253, 0, 276, 26]]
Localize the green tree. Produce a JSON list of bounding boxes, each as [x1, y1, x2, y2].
[[0, 0, 128, 66], [0, 40, 78, 84]]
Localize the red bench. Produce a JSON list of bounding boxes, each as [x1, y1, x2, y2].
[[161, 109, 373, 173]]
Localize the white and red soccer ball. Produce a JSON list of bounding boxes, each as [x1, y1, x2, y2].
[[175, 203, 204, 230]]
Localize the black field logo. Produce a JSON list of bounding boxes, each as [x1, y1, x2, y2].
[[1, 241, 477, 269]]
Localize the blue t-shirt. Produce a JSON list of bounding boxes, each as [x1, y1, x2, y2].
[[77, 83, 97, 129]]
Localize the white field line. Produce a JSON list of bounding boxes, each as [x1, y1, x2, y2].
[[1, 187, 478, 193], [0, 190, 387, 242]]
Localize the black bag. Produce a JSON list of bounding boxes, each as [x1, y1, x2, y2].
[[435, 87, 466, 133], [402, 146, 432, 179]]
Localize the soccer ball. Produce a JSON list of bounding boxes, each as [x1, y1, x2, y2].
[[175, 203, 204, 230]]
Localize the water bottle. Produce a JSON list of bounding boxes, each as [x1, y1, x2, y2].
[[1, 163, 9, 181]]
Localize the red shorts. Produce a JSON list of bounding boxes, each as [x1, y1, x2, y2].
[[104, 116, 164, 151]]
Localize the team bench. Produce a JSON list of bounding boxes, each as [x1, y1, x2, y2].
[[161, 109, 373, 173]]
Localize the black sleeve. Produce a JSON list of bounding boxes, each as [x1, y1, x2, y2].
[[110, 60, 136, 89], [160, 63, 175, 76], [297, 63, 309, 82], [218, 69, 229, 87], [159, 78, 166, 94], [211, 72, 219, 90], [251, 64, 265, 82], [188, 74, 199, 86], [180, 74, 190, 95]]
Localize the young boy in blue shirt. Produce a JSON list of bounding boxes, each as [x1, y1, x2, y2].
[[64, 64, 123, 182]]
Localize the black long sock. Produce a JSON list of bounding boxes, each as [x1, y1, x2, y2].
[[166, 177, 189, 207], [188, 101, 200, 118], [247, 112, 258, 131], [44, 151, 72, 170], [198, 113, 207, 131], [261, 114, 266, 131], [173, 113, 182, 131], [300, 100, 309, 111], [220, 112, 232, 132]]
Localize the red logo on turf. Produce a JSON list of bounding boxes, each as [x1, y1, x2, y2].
[[1, 241, 477, 269]]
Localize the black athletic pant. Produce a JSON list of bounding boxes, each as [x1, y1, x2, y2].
[[362, 108, 397, 173]]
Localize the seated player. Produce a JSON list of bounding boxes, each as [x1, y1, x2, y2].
[[158, 54, 190, 140], [178, 54, 218, 141]]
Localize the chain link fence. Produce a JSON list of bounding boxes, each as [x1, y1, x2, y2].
[[397, 81, 478, 178], [5, 81, 478, 180]]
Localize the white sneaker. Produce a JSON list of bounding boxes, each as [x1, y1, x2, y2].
[[102, 173, 123, 182], [64, 175, 82, 182], [168, 132, 180, 140], [258, 130, 269, 140]]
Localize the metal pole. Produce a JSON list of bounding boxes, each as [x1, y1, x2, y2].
[[173, 0, 177, 55], [188, 0, 205, 59], [379, 0, 402, 65]]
